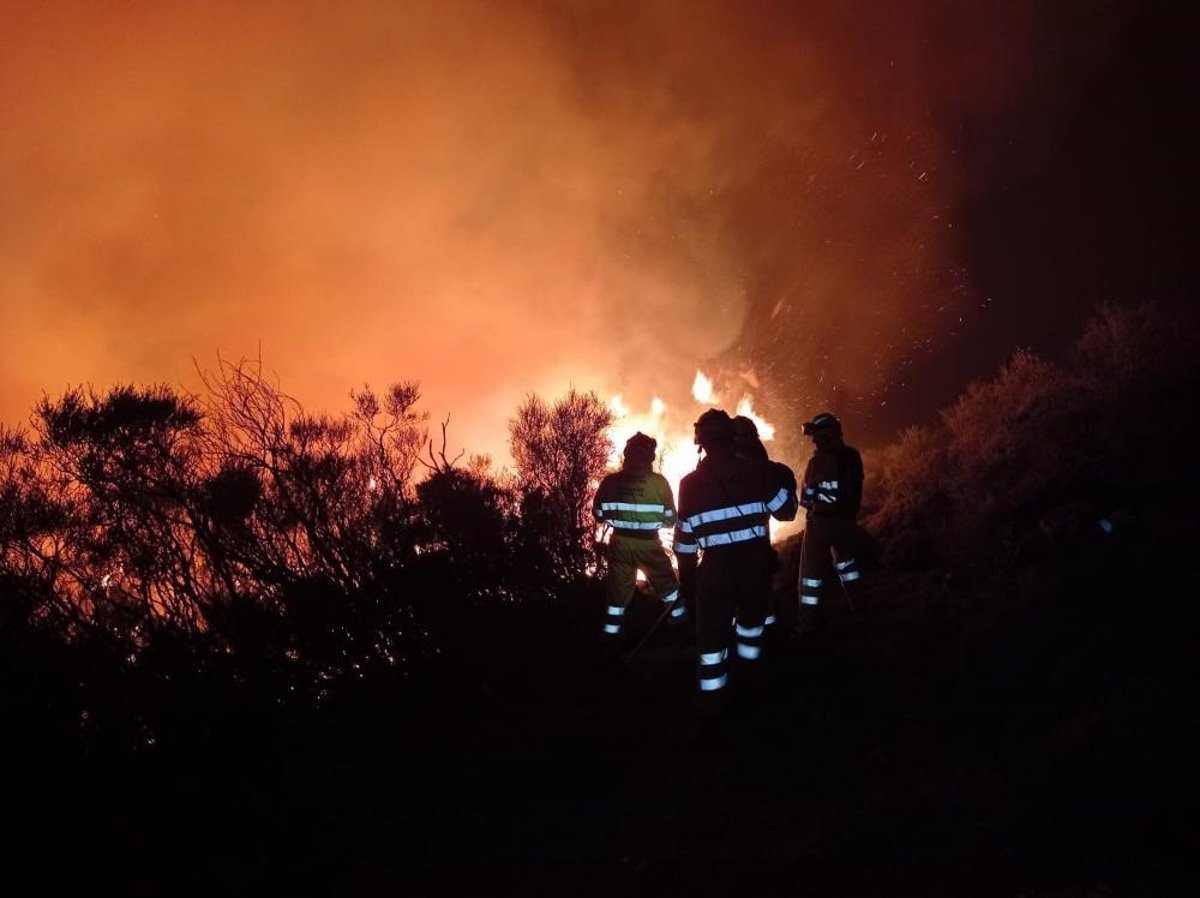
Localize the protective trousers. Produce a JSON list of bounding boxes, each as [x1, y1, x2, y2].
[[602, 535, 680, 638], [798, 516, 863, 611], [694, 542, 771, 693]]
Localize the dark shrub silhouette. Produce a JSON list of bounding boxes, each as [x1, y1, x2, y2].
[[0, 364, 623, 755], [508, 387, 614, 583], [864, 302, 1200, 568], [3, 303, 1196, 761]]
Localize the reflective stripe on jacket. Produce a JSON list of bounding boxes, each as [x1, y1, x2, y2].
[[673, 452, 797, 555], [801, 443, 863, 520], [593, 467, 677, 538]]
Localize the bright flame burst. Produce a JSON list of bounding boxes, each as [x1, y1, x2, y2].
[[606, 392, 698, 501], [604, 370, 781, 567], [692, 370, 718, 405]]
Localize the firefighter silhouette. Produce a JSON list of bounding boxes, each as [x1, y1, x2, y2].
[[732, 414, 797, 633], [675, 410, 797, 697], [796, 412, 865, 633], [592, 432, 681, 647]]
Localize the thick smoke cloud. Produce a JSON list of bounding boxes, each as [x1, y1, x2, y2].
[[0, 1, 1136, 457]]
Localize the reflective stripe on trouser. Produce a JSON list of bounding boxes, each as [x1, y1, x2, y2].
[[669, 591, 689, 621], [603, 534, 680, 635], [801, 515, 863, 607], [698, 648, 728, 692], [695, 541, 770, 691], [835, 557, 861, 583], [735, 620, 765, 660], [799, 575, 824, 606], [602, 603, 625, 637]]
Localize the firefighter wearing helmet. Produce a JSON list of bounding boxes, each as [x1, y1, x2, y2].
[[674, 409, 797, 698], [797, 412, 865, 632], [592, 432, 682, 648], [731, 414, 798, 632]]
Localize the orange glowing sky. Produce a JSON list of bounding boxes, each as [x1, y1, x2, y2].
[[2, 1, 1163, 461]]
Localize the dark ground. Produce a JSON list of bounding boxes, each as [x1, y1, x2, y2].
[[12, 510, 1198, 897]]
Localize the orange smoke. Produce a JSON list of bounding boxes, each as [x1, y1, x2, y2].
[[0, 1, 1097, 459]]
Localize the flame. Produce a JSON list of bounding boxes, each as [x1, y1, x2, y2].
[[605, 394, 695, 503], [692, 370, 718, 405], [604, 369, 785, 558]]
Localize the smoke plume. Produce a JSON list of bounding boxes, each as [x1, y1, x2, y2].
[[0, 1, 1137, 458]]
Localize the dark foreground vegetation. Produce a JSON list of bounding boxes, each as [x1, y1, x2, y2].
[[4, 304, 1198, 896]]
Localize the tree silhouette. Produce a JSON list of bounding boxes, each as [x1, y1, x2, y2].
[[508, 388, 613, 582]]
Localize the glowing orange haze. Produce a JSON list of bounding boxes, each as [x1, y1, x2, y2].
[[1, 2, 1044, 465]]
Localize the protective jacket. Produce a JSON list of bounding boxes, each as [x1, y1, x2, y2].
[[798, 439, 864, 611], [593, 468, 677, 536], [800, 443, 863, 520], [674, 450, 797, 692], [734, 434, 794, 626], [593, 466, 680, 637]]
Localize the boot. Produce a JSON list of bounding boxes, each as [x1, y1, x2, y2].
[[669, 618, 695, 651], [794, 602, 827, 638], [598, 632, 625, 669]]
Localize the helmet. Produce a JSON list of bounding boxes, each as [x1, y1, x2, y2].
[[732, 414, 769, 460], [731, 415, 759, 441], [623, 431, 657, 465], [693, 408, 734, 450], [802, 412, 842, 437]]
